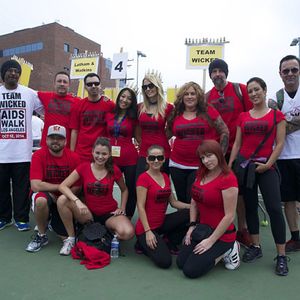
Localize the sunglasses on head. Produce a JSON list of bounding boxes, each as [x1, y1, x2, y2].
[[281, 68, 299, 75], [86, 81, 101, 87], [142, 83, 155, 91], [148, 155, 164, 162]]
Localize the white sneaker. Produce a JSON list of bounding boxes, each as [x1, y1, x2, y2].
[[59, 237, 75, 256], [223, 241, 240, 270]]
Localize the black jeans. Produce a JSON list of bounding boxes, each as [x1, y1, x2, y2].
[[137, 209, 189, 268], [170, 167, 196, 203], [242, 168, 286, 244], [0, 162, 30, 222], [119, 165, 137, 218]]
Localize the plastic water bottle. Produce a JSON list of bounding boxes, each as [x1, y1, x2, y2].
[[110, 234, 119, 258]]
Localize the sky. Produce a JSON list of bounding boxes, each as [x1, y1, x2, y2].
[[1, 0, 299, 96]]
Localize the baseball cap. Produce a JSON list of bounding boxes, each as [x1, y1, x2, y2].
[[47, 125, 66, 138]]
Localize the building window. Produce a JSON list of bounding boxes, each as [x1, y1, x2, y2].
[[64, 43, 70, 53], [2, 42, 43, 57], [73, 48, 79, 55]]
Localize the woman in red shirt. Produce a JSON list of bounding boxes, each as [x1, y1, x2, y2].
[[177, 140, 239, 278], [136, 145, 190, 268], [106, 88, 138, 218], [229, 77, 288, 276], [135, 72, 173, 178], [167, 81, 229, 203], [58, 137, 134, 255]]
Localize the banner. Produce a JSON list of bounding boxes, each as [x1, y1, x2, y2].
[[11, 55, 33, 87], [70, 56, 99, 79], [186, 45, 224, 69], [111, 52, 128, 79]]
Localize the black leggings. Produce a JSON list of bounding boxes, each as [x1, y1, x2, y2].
[[136, 209, 189, 269], [119, 165, 137, 218], [242, 168, 286, 244], [177, 240, 233, 278], [170, 167, 196, 203], [136, 157, 170, 181]]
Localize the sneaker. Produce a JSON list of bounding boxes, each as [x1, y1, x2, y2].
[[275, 255, 289, 276], [26, 233, 49, 252], [242, 245, 263, 263], [15, 222, 31, 232], [285, 239, 300, 252], [236, 229, 252, 248], [0, 220, 13, 230], [59, 237, 75, 256], [223, 241, 240, 270]]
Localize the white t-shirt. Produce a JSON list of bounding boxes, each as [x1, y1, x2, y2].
[[271, 87, 300, 159], [0, 84, 44, 163], [32, 115, 44, 140]]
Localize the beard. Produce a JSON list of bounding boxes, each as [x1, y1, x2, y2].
[[49, 143, 64, 153], [212, 77, 226, 89]]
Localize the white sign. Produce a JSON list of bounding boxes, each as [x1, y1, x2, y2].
[[111, 52, 128, 79]]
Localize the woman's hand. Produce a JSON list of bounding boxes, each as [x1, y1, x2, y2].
[[146, 230, 157, 250], [184, 227, 195, 245], [111, 208, 126, 216], [255, 162, 270, 174], [75, 200, 89, 215], [193, 238, 214, 255]]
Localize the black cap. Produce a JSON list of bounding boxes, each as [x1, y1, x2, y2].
[[208, 59, 228, 78]]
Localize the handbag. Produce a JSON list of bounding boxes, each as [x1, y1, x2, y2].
[[76, 222, 113, 254], [191, 224, 214, 242]]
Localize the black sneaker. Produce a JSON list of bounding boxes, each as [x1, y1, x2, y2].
[[275, 255, 289, 276], [26, 233, 48, 252], [242, 245, 263, 263]]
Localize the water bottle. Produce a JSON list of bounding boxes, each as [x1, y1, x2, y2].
[[110, 234, 119, 258]]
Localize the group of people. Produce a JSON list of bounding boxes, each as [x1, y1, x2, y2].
[[0, 54, 299, 278]]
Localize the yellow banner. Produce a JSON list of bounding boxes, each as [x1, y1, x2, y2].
[[77, 79, 88, 98], [11, 55, 33, 87], [166, 87, 179, 103], [186, 45, 224, 69], [70, 56, 99, 79]]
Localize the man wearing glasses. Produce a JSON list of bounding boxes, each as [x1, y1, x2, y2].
[[269, 55, 300, 253], [206, 58, 253, 248], [70, 73, 115, 162]]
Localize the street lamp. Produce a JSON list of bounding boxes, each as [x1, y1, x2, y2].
[[290, 37, 300, 58], [136, 50, 146, 89]]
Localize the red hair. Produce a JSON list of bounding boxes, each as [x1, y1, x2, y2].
[[196, 140, 230, 180]]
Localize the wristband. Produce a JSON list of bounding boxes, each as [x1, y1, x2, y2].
[[188, 221, 197, 227], [73, 198, 80, 203], [145, 229, 151, 233]]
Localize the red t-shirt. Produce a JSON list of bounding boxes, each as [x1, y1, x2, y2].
[[207, 82, 253, 152], [70, 96, 115, 162], [30, 147, 81, 197], [170, 106, 219, 166], [238, 109, 285, 159], [106, 112, 138, 166], [76, 163, 122, 216], [135, 172, 171, 235], [38, 92, 80, 148], [138, 103, 173, 158], [191, 171, 237, 242]]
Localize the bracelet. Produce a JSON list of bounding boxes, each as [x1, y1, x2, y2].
[[73, 198, 80, 203], [188, 221, 197, 227], [145, 229, 151, 233]]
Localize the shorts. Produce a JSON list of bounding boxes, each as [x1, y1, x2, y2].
[[277, 159, 300, 202], [92, 213, 114, 225], [31, 192, 68, 236]]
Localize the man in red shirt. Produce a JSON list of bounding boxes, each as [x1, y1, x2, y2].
[[206, 59, 253, 248], [38, 72, 80, 148], [26, 125, 81, 254], [70, 73, 115, 162]]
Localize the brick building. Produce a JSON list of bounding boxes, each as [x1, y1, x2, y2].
[[0, 22, 115, 93]]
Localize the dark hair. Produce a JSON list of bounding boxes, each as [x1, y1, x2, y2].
[[115, 88, 138, 119], [167, 81, 208, 135], [196, 140, 229, 180], [246, 77, 267, 91], [279, 55, 300, 71], [145, 145, 165, 171], [92, 137, 114, 176], [54, 71, 70, 81], [84, 73, 101, 85]]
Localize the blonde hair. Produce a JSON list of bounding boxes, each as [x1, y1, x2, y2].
[[140, 72, 166, 120]]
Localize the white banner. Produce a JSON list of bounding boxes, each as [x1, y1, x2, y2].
[[111, 52, 128, 79]]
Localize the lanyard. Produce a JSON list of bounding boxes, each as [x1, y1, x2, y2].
[[113, 114, 127, 139]]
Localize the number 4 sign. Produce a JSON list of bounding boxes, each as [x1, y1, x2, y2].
[[111, 52, 128, 79]]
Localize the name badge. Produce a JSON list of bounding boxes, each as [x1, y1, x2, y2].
[[111, 146, 121, 157]]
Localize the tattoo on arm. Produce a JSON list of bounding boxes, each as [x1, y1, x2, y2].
[[214, 117, 229, 154], [268, 99, 278, 110], [286, 120, 300, 135]]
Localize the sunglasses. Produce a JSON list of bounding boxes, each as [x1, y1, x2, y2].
[[148, 155, 164, 162], [218, 91, 225, 103], [142, 83, 155, 91], [281, 68, 299, 75], [86, 81, 101, 87]]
